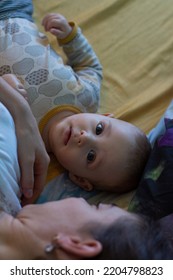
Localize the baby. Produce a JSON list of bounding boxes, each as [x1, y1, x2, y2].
[[1, 2, 151, 194], [3, 73, 151, 194]]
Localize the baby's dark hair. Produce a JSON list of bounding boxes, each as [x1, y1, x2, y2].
[[116, 129, 151, 192], [91, 215, 173, 260], [92, 127, 151, 193]]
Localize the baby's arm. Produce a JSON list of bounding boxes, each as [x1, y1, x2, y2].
[[42, 13, 103, 112], [0, 76, 49, 202]]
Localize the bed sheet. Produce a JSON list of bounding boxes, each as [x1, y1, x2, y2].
[[33, 0, 173, 209]]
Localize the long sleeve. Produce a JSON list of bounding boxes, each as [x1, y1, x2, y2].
[[60, 25, 103, 113]]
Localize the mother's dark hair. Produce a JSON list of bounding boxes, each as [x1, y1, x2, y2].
[[91, 215, 173, 259]]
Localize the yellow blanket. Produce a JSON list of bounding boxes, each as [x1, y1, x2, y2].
[[33, 0, 173, 209]]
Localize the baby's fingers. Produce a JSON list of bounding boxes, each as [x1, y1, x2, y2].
[[42, 13, 65, 31]]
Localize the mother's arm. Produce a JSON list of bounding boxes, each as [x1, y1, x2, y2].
[[0, 77, 49, 202]]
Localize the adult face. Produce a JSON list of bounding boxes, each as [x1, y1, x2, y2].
[[17, 198, 137, 259], [18, 197, 135, 237]]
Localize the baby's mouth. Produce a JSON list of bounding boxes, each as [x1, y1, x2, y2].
[[64, 127, 72, 145]]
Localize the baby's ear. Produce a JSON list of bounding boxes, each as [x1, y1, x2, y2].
[[68, 173, 94, 191]]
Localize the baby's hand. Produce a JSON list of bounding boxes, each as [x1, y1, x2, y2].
[[42, 13, 72, 40]]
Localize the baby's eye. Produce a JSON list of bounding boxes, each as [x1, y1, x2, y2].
[[96, 122, 104, 135], [87, 150, 96, 163]]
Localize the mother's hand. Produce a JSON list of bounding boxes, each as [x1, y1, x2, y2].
[[16, 107, 50, 204], [0, 77, 49, 203]]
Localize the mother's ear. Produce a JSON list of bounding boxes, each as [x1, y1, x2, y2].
[[68, 173, 93, 191], [53, 233, 102, 259]]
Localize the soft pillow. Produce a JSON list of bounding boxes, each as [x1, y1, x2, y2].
[[129, 117, 173, 219]]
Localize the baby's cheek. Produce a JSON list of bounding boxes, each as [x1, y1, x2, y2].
[[56, 151, 72, 170], [65, 155, 80, 173]]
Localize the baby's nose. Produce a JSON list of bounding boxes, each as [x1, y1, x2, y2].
[[77, 130, 88, 145]]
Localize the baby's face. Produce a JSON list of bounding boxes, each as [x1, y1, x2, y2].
[[49, 113, 140, 191]]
